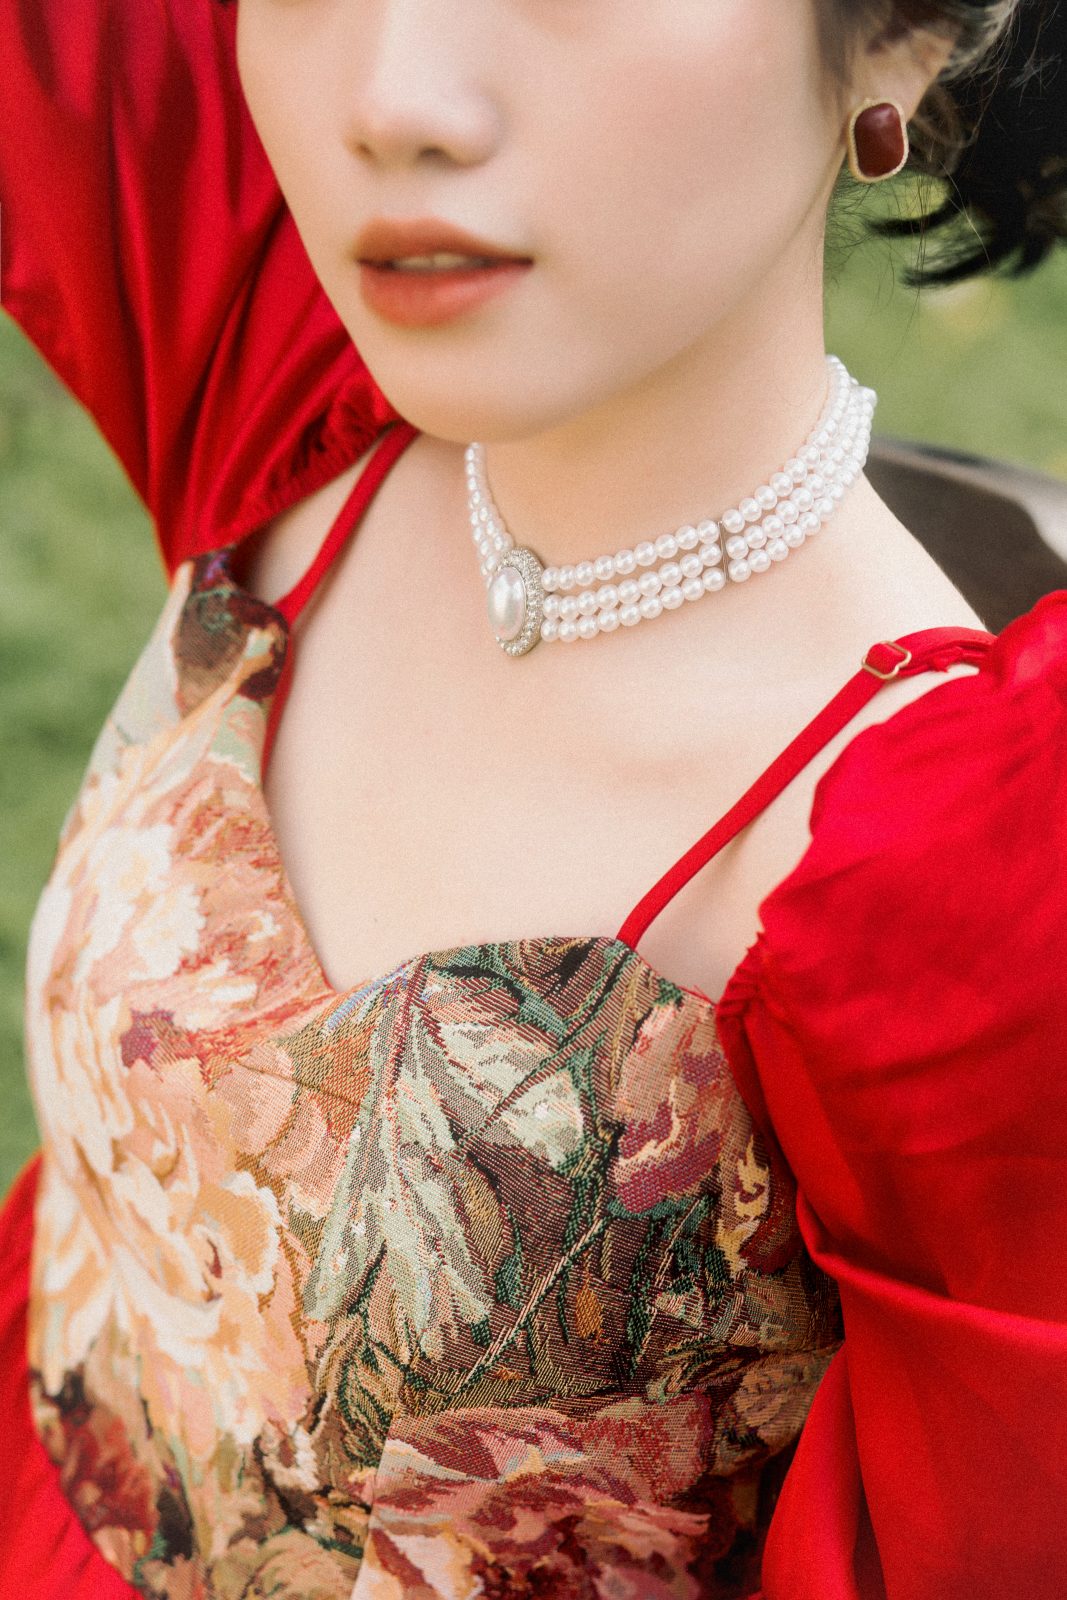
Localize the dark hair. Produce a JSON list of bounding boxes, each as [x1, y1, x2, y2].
[[215, 0, 1067, 287], [822, 0, 1067, 284]]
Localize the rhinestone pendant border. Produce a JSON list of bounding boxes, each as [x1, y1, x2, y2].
[[493, 546, 545, 656]]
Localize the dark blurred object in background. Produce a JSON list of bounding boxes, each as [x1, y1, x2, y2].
[[868, 434, 1067, 630]]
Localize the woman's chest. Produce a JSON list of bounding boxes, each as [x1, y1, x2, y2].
[[261, 646, 811, 1004], [231, 436, 985, 1005]]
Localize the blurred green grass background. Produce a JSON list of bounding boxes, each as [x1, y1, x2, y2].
[[2, 188, 1067, 1194]]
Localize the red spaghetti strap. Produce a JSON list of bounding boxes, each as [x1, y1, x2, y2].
[[260, 421, 421, 780], [274, 420, 422, 628], [616, 625, 996, 950]]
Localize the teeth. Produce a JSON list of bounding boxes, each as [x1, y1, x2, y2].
[[385, 252, 498, 271]]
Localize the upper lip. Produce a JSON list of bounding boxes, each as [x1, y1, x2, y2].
[[355, 217, 532, 264]]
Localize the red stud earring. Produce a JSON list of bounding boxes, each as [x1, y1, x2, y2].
[[847, 98, 909, 183]]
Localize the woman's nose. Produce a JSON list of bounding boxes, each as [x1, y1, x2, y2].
[[342, 0, 499, 170]]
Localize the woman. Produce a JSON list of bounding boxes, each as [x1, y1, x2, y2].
[[1, 0, 1065, 1595]]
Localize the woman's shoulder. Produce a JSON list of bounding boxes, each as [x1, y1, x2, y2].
[[713, 585, 1067, 1330], [728, 584, 1067, 1071]]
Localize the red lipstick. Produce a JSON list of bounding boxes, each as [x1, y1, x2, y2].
[[354, 216, 534, 328]]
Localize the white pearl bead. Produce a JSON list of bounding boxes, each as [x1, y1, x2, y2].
[[800, 444, 820, 466], [638, 571, 662, 597], [728, 558, 751, 582], [696, 519, 719, 542], [761, 514, 784, 540], [543, 595, 561, 619], [655, 533, 679, 560], [702, 567, 727, 592], [771, 472, 793, 498], [639, 594, 663, 620], [577, 590, 599, 616], [798, 512, 820, 535], [740, 497, 762, 524], [807, 473, 826, 496], [748, 548, 772, 574], [725, 535, 749, 561], [599, 608, 620, 631], [786, 458, 806, 482], [617, 579, 640, 605], [559, 595, 580, 620], [676, 525, 700, 551], [659, 561, 682, 587], [791, 486, 814, 512], [746, 526, 767, 550], [575, 561, 595, 586], [679, 554, 703, 579], [594, 555, 616, 581], [721, 508, 746, 536], [542, 566, 559, 592], [778, 500, 799, 525], [578, 613, 599, 639], [559, 619, 579, 642], [816, 496, 834, 519], [596, 584, 619, 610], [755, 484, 777, 511], [766, 539, 790, 562], [485, 552, 502, 574], [830, 482, 845, 501], [615, 549, 636, 575], [681, 577, 704, 602], [784, 526, 806, 549], [660, 585, 685, 609], [558, 565, 576, 591], [698, 541, 723, 567], [634, 541, 657, 567], [619, 603, 641, 626], [540, 617, 559, 642]]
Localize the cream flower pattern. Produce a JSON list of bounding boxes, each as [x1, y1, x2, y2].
[[23, 547, 842, 1597]]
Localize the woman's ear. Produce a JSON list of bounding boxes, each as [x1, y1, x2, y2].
[[854, 20, 961, 123]]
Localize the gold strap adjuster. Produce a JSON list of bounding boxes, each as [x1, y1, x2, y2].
[[861, 640, 913, 680]]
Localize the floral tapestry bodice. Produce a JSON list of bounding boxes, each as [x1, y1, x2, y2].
[[24, 549, 842, 1598]]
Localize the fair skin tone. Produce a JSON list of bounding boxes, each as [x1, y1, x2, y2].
[[230, 0, 985, 1002]]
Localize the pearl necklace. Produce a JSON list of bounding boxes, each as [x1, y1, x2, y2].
[[467, 354, 876, 656]]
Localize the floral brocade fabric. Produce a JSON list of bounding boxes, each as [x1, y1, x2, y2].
[[24, 549, 842, 1599]]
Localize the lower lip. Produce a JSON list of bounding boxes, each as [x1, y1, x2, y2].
[[357, 260, 533, 327]]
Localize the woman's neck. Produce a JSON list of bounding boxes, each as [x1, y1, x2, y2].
[[472, 253, 831, 575]]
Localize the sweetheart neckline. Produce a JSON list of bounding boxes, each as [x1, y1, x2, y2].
[[209, 543, 740, 1021]]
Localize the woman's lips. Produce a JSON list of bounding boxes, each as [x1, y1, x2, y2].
[[357, 259, 533, 327]]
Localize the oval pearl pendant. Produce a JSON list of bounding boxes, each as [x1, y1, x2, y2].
[[486, 546, 545, 656]]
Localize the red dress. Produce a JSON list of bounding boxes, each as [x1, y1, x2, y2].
[[2, 3, 1066, 1596]]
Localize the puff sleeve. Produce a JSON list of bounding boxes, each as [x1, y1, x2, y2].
[[716, 588, 1067, 1600], [0, 0, 400, 581]]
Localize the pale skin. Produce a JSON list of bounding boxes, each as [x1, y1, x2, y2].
[[230, 0, 986, 1002]]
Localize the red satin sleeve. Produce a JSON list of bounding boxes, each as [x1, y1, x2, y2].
[[0, 0, 400, 581], [717, 587, 1067, 1600]]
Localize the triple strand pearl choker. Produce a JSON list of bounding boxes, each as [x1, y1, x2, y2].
[[467, 354, 876, 656]]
